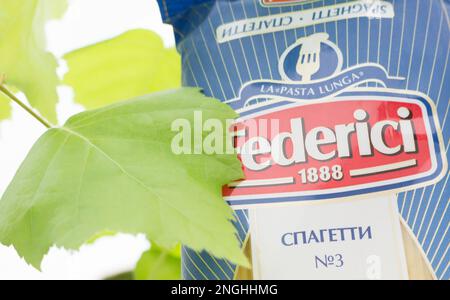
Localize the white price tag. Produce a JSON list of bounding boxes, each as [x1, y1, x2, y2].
[[249, 196, 408, 280]]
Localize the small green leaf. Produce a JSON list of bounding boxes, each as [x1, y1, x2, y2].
[[64, 29, 181, 109], [0, 93, 12, 121], [0, 0, 67, 123], [135, 244, 181, 280], [0, 88, 247, 269]]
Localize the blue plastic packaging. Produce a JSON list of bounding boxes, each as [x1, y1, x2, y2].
[[158, 0, 449, 280]]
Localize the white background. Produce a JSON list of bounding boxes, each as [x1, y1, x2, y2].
[[0, 0, 175, 280]]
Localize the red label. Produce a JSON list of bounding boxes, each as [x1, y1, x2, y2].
[[224, 96, 445, 205]]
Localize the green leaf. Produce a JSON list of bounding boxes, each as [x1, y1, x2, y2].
[[0, 93, 12, 121], [0, 84, 21, 122], [63, 29, 181, 109], [0, 0, 67, 123], [0, 88, 247, 269], [134, 244, 181, 280]]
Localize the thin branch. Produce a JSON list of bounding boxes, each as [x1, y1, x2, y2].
[[0, 75, 53, 128]]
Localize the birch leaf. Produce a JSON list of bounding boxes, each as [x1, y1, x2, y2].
[[0, 88, 246, 268], [0, 0, 68, 123], [64, 30, 181, 109]]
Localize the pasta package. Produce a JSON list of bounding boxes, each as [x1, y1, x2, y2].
[[157, 0, 449, 280]]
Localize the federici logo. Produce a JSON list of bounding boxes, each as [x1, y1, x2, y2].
[[223, 33, 447, 208]]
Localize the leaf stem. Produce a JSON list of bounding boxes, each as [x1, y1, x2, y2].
[[0, 82, 53, 129]]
